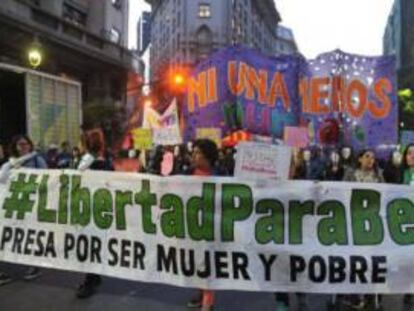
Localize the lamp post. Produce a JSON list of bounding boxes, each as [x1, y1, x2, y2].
[[27, 37, 43, 69]]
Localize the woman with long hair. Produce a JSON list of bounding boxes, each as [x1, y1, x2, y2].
[[343, 149, 384, 183], [398, 143, 414, 305], [342, 148, 384, 309], [0, 134, 47, 285]]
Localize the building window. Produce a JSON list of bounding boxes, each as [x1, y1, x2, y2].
[[198, 4, 211, 18], [111, 0, 122, 9], [63, 3, 87, 27], [109, 27, 120, 43]]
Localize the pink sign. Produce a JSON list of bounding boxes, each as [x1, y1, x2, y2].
[[284, 127, 309, 148]]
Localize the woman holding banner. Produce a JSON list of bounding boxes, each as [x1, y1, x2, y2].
[[186, 139, 219, 311], [0, 135, 47, 285], [401, 144, 414, 185], [75, 131, 112, 299], [341, 149, 384, 310], [343, 149, 384, 183], [400, 144, 414, 306]]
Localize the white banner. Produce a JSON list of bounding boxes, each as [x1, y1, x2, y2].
[[1, 169, 414, 293]]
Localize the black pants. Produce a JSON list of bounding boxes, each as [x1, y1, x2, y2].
[[84, 273, 101, 286]]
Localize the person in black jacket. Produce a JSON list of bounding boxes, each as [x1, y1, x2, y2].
[[75, 132, 112, 299], [0, 142, 6, 166], [325, 149, 344, 181], [383, 149, 403, 184]]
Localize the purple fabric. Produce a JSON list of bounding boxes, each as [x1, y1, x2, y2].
[[301, 49, 397, 152], [182, 46, 397, 153]]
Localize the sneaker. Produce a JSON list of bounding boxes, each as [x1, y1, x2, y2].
[[342, 295, 365, 310], [23, 267, 42, 280], [76, 275, 101, 299], [404, 294, 413, 305], [0, 272, 12, 286], [76, 282, 97, 299], [187, 298, 202, 308], [187, 290, 203, 308]]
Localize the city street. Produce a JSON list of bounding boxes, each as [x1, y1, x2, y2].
[[0, 263, 412, 311], [1, 0, 413, 310]]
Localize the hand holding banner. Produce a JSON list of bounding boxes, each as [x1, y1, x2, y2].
[[0, 169, 414, 293]]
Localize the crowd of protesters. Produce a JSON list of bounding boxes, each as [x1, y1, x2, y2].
[[1, 133, 414, 310]]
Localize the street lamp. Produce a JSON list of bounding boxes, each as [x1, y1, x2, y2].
[[173, 73, 185, 86], [28, 38, 43, 69], [167, 69, 188, 94]]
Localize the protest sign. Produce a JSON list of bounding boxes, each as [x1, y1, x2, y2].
[[3, 169, 414, 293], [144, 99, 183, 145], [196, 128, 222, 147], [182, 46, 398, 152], [142, 105, 162, 129], [153, 127, 182, 146], [284, 126, 309, 148], [302, 50, 397, 149], [131, 128, 153, 150], [234, 142, 292, 181], [183, 47, 300, 139]]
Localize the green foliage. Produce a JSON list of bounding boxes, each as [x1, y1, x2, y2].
[[398, 89, 414, 114]]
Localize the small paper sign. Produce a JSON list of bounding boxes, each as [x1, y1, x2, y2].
[[234, 142, 292, 181]]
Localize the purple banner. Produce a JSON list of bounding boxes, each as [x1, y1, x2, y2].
[[301, 50, 398, 151], [183, 46, 301, 140], [182, 46, 398, 151]]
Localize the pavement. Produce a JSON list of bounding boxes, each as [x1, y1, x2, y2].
[[0, 262, 412, 311]]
